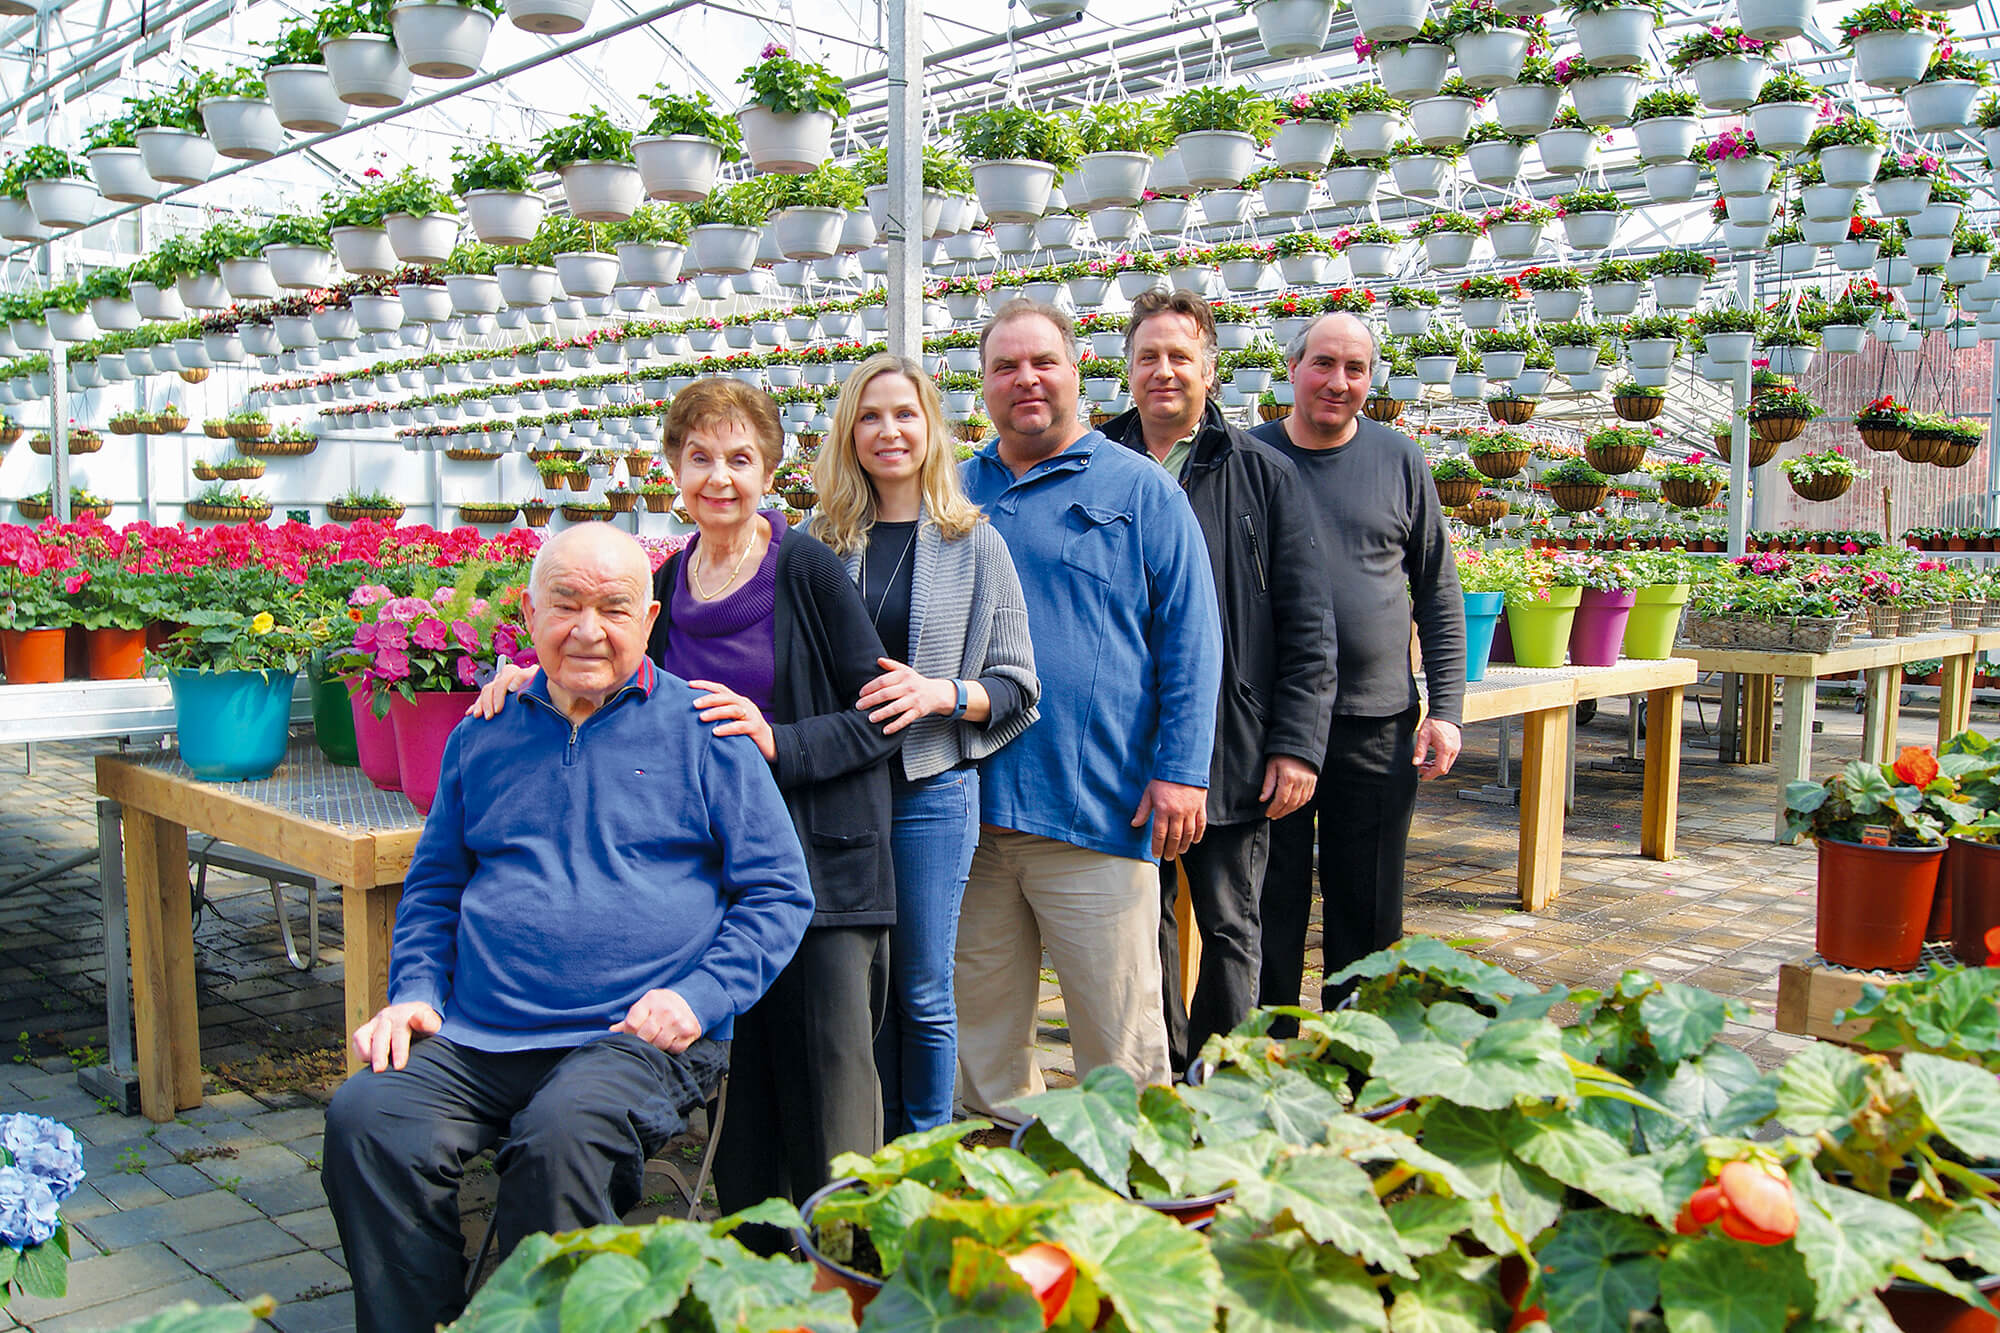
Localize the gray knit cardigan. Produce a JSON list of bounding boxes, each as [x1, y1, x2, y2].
[[830, 507, 1041, 782]]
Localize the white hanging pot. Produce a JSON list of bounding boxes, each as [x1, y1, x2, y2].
[[23, 176, 97, 230], [462, 189, 545, 246], [1650, 273, 1705, 308], [1722, 221, 1770, 252], [1763, 344, 1815, 377], [352, 293, 404, 330], [557, 159, 642, 223], [769, 205, 843, 260], [1588, 280, 1640, 315], [837, 209, 875, 254], [1219, 257, 1270, 291], [1414, 355, 1456, 384], [1409, 95, 1476, 147], [129, 280, 185, 321], [1259, 175, 1314, 216], [1567, 71, 1645, 126], [1353, 0, 1427, 41], [1625, 337, 1678, 369], [1173, 130, 1259, 189], [265, 64, 350, 133], [1322, 164, 1382, 208], [1422, 230, 1477, 269], [1705, 330, 1756, 362], [1946, 253, 1991, 286], [396, 281, 453, 323], [1344, 241, 1397, 277], [1635, 162, 1696, 206], [1535, 127, 1597, 176], [1713, 155, 1776, 198], [323, 34, 414, 107], [1571, 4, 1656, 67], [1906, 79, 1980, 135], [969, 157, 1057, 223], [1377, 43, 1449, 100], [1561, 211, 1619, 250], [1738, 0, 1814, 40], [1830, 239, 1879, 270], [310, 306, 359, 341], [1530, 288, 1581, 321], [273, 315, 319, 349], [1800, 217, 1848, 245], [1268, 120, 1340, 173], [44, 308, 94, 342], [1465, 140, 1526, 186], [1909, 199, 1962, 239], [1201, 189, 1255, 225], [1820, 324, 1867, 353], [134, 127, 216, 186], [85, 147, 159, 203], [1074, 150, 1153, 208], [1874, 176, 1931, 218], [198, 97, 284, 160], [736, 106, 834, 174], [1689, 56, 1765, 111], [495, 263, 558, 307], [217, 256, 278, 302], [1851, 29, 1937, 91], [1775, 241, 1817, 273], [1251, 0, 1334, 57], [176, 270, 230, 310], [1814, 143, 1882, 189], [1277, 252, 1332, 285], [259, 243, 333, 290], [1486, 219, 1543, 260], [1743, 100, 1815, 154], [615, 240, 686, 286], [88, 297, 140, 331], [331, 224, 399, 275], [385, 210, 461, 264], [632, 135, 723, 203], [1801, 183, 1859, 221], [1482, 350, 1526, 380], [1390, 152, 1451, 197], [991, 221, 1034, 253], [553, 250, 619, 297], [1450, 372, 1486, 400], [390, 0, 495, 78], [445, 273, 502, 314], [1034, 212, 1082, 248], [687, 223, 760, 274], [1552, 343, 1599, 374], [1459, 297, 1507, 329], [1630, 115, 1697, 165], [1448, 28, 1528, 88], [1493, 83, 1560, 136], [503, 0, 591, 32], [1385, 306, 1430, 336], [1340, 111, 1406, 158]]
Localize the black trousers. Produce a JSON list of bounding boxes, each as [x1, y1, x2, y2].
[[322, 1031, 727, 1333], [1157, 818, 1269, 1073], [1259, 707, 1422, 1012], [714, 924, 889, 1224]]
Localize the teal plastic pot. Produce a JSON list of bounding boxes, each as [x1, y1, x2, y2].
[[169, 668, 297, 782], [1504, 587, 1583, 668], [1463, 591, 1506, 682], [1622, 583, 1691, 660]]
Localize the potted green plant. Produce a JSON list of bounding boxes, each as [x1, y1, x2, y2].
[[1841, 0, 1949, 91], [1249, 0, 1336, 59], [1786, 751, 1951, 967], [735, 42, 850, 175], [17, 147, 96, 232], [1744, 67, 1819, 152], [633, 87, 743, 202], [1070, 101, 1171, 207], [149, 598, 309, 782], [1544, 454, 1610, 512], [315, 0, 413, 108], [1630, 87, 1701, 163], [535, 107, 639, 222], [261, 18, 345, 134], [1430, 453, 1483, 507], [1666, 23, 1770, 110], [192, 64, 283, 162], [1748, 373, 1824, 443], [1584, 424, 1652, 474], [323, 168, 399, 274], [953, 105, 1078, 223], [1611, 379, 1667, 422], [128, 79, 215, 186], [1656, 452, 1726, 508], [605, 204, 690, 287], [80, 112, 155, 205], [1163, 85, 1276, 189], [1780, 443, 1861, 501], [388, 0, 500, 80], [766, 163, 865, 260], [257, 213, 334, 290], [1554, 187, 1623, 249], [450, 141, 545, 246], [681, 181, 766, 275], [1647, 247, 1714, 307]]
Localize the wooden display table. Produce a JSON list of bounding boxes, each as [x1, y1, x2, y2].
[[96, 743, 423, 1121], [1774, 946, 1960, 1045], [1456, 658, 1696, 911], [1689, 630, 2000, 842]]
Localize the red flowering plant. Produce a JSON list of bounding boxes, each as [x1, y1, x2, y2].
[[1854, 394, 1912, 428], [323, 565, 531, 716], [1784, 749, 1954, 845]]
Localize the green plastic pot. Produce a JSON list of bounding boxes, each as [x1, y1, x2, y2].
[[1622, 582, 1691, 660], [308, 653, 359, 767], [1504, 586, 1583, 668]]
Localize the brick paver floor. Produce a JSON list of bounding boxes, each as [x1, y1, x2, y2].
[[0, 678, 1964, 1330]]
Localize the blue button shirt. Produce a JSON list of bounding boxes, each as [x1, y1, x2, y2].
[[962, 430, 1222, 861]]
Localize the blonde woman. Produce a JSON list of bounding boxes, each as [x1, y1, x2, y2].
[[816, 353, 1040, 1134]]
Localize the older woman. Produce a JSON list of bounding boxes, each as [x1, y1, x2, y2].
[[474, 377, 898, 1215], [813, 353, 1039, 1135]]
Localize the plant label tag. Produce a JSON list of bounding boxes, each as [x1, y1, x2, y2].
[[1861, 825, 1891, 847]]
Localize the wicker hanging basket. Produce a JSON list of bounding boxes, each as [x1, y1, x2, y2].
[[1612, 394, 1665, 422], [1457, 496, 1510, 526], [203, 422, 230, 439], [1751, 411, 1810, 443], [1788, 471, 1853, 502], [1711, 432, 1780, 468], [561, 503, 615, 523], [214, 460, 265, 480], [642, 491, 675, 512], [239, 436, 318, 457], [1934, 440, 1980, 469], [178, 367, 210, 384], [1472, 449, 1530, 480], [457, 503, 519, 524], [0, 427, 20, 448], [30, 432, 102, 455], [1549, 482, 1609, 512], [1660, 477, 1720, 508], [186, 500, 273, 522], [327, 502, 406, 523], [1584, 442, 1648, 475], [156, 413, 189, 433], [1487, 397, 1536, 425], [1898, 430, 1950, 464], [445, 447, 501, 462], [521, 503, 554, 528], [1857, 424, 1910, 453], [1258, 402, 1290, 422], [17, 498, 112, 521], [1434, 477, 1481, 507], [607, 491, 638, 513], [1363, 395, 1404, 422]]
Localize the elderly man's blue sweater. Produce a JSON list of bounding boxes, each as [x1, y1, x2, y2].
[[386, 658, 814, 1051]]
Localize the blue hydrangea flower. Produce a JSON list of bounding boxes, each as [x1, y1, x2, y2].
[[0, 1115, 84, 1203], [0, 1166, 61, 1249]]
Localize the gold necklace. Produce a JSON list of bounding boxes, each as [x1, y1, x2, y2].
[[690, 532, 760, 600]]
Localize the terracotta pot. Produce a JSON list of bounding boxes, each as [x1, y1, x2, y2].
[[86, 626, 147, 680], [1878, 1272, 2000, 1333], [0, 627, 67, 683], [1815, 838, 1942, 971], [1947, 837, 2000, 965]]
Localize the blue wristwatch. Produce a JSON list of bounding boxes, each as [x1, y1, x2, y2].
[[950, 678, 969, 719]]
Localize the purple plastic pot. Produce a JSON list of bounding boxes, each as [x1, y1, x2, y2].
[[1568, 587, 1638, 667]]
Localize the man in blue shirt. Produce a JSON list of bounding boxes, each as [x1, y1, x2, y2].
[[322, 526, 813, 1333], [956, 299, 1223, 1116]]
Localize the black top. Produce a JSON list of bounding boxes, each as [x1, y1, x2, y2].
[[860, 520, 918, 666], [1248, 414, 1466, 727]]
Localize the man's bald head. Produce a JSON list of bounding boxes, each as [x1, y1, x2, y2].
[[523, 525, 660, 717]]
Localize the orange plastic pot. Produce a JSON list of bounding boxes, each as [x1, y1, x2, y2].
[[86, 626, 147, 679], [1879, 1272, 2000, 1332], [1815, 838, 1942, 971], [1, 628, 68, 683], [1947, 837, 2000, 966]]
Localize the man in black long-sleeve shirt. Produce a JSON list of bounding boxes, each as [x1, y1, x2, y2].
[[1248, 311, 1467, 1009]]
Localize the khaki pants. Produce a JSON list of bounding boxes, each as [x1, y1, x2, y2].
[[954, 828, 1169, 1119]]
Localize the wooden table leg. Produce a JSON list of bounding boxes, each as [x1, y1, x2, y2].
[[1861, 666, 1899, 763], [1775, 674, 1817, 844], [1745, 674, 1775, 765], [1642, 685, 1684, 862], [1940, 652, 1975, 748], [342, 882, 401, 1076], [1517, 706, 1569, 912], [125, 809, 199, 1121]]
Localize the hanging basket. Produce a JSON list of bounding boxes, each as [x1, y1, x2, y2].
[[1660, 477, 1719, 508], [1549, 482, 1609, 512], [520, 503, 554, 527], [179, 367, 211, 384], [456, 502, 519, 523], [239, 435, 318, 457], [30, 432, 102, 455], [1585, 442, 1648, 474], [1257, 402, 1290, 422], [1434, 477, 1480, 507], [1457, 495, 1510, 527], [1788, 471, 1853, 502], [1363, 395, 1403, 422], [1857, 424, 1911, 453], [1472, 448, 1530, 479], [1899, 429, 1952, 464], [1935, 439, 1980, 469], [1750, 411, 1810, 443], [186, 500, 274, 522], [1710, 431, 1779, 468], [1485, 400, 1536, 428], [328, 502, 407, 524], [1611, 393, 1664, 422], [560, 503, 615, 523]]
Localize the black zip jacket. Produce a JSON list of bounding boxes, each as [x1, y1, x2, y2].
[[650, 525, 901, 927], [1104, 400, 1338, 823]]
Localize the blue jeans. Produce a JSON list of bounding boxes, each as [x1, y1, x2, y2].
[[878, 767, 979, 1135]]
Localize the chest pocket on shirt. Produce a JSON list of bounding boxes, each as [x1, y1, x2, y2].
[[1060, 503, 1132, 584]]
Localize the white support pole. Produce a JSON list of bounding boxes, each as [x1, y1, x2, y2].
[[1726, 259, 1752, 558], [1987, 346, 2000, 527], [884, 0, 925, 363], [43, 241, 69, 524]]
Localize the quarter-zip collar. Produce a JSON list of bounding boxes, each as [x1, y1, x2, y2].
[[520, 658, 658, 759]]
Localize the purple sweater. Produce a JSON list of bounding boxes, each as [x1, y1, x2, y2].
[[661, 512, 787, 711]]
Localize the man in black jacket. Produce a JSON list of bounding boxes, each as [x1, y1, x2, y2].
[[1102, 289, 1337, 1070]]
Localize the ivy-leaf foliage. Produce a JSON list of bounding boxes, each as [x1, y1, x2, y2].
[[1226, 1142, 1416, 1278], [1419, 1102, 1567, 1256], [862, 1218, 1047, 1333], [1013, 1065, 1143, 1194], [1785, 1162, 1929, 1320], [1903, 1051, 2000, 1162], [1657, 1233, 1813, 1332], [1536, 1210, 1665, 1333], [1370, 1011, 1574, 1110], [1772, 1042, 1871, 1137], [1056, 1196, 1223, 1333], [1180, 1059, 1346, 1147], [1211, 1231, 1389, 1333]]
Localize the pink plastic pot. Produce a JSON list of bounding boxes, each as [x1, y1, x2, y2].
[[390, 690, 478, 814], [349, 680, 402, 792], [1568, 587, 1638, 667]]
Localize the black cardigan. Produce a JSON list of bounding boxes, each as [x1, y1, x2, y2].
[[649, 525, 901, 928]]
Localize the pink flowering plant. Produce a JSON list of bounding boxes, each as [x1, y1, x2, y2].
[[325, 566, 530, 715], [1841, 1, 1950, 42], [1876, 149, 1943, 180], [1666, 24, 1767, 71], [1703, 127, 1777, 161]]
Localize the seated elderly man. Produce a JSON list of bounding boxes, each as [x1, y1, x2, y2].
[[322, 524, 813, 1333]]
